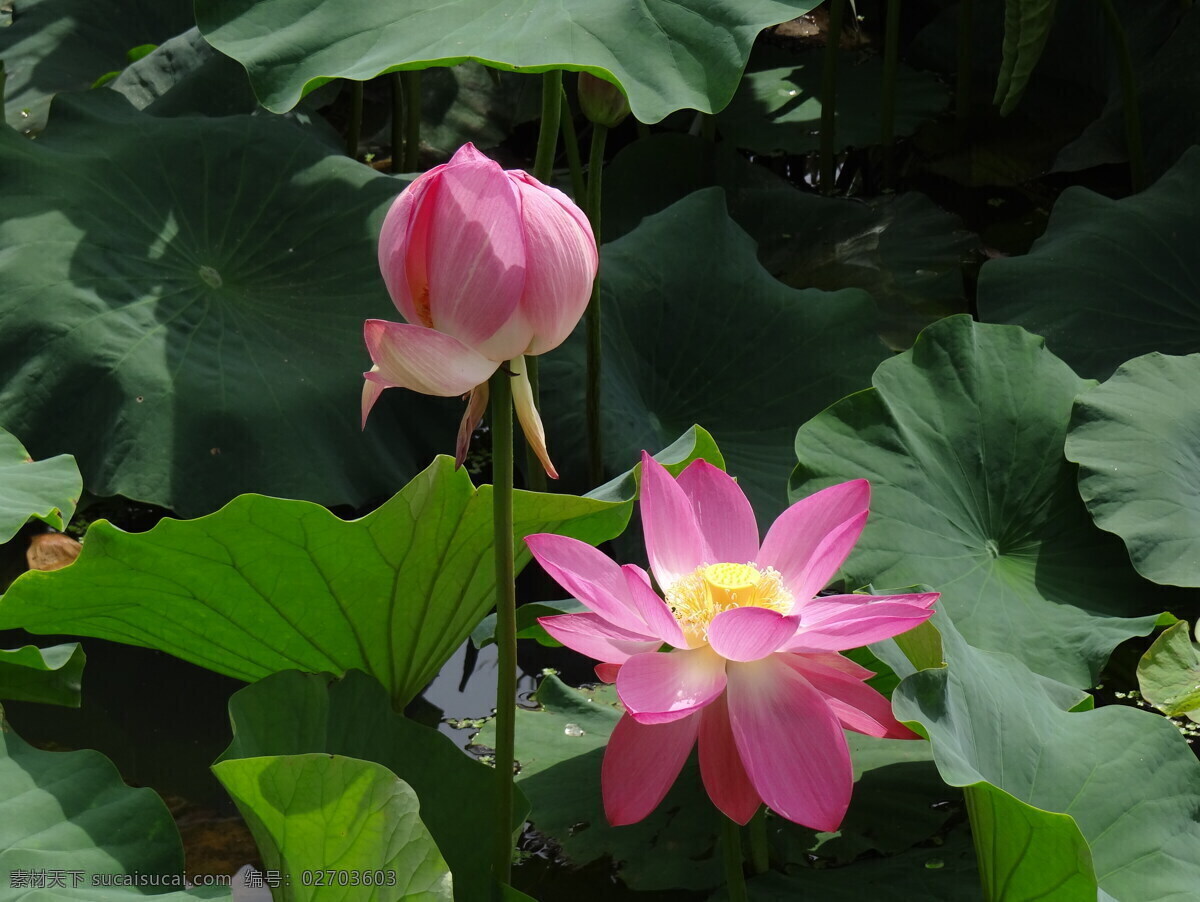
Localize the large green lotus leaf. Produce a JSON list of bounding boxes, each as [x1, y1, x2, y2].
[[107, 27, 260, 117], [0, 428, 80, 543], [893, 616, 1200, 901], [603, 134, 978, 350], [1066, 353, 1200, 586], [108, 30, 536, 159], [0, 0, 194, 131], [790, 315, 1172, 687], [718, 51, 949, 156], [219, 670, 526, 902], [978, 148, 1200, 381], [0, 456, 628, 708], [1056, 6, 1200, 181], [476, 676, 944, 892], [542, 188, 891, 521], [0, 643, 83, 707], [0, 708, 205, 898], [194, 0, 819, 124], [213, 753, 452, 901], [1137, 621, 1200, 722], [963, 783, 1097, 901], [0, 90, 459, 516]]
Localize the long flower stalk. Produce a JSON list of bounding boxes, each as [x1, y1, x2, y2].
[[1097, 0, 1146, 191], [489, 365, 517, 885], [390, 74, 404, 174], [721, 815, 749, 902], [956, 0, 974, 127], [560, 88, 587, 203], [880, 0, 902, 187], [401, 72, 422, 172], [747, 807, 770, 875], [819, 0, 847, 194], [345, 80, 363, 159], [584, 123, 608, 486]]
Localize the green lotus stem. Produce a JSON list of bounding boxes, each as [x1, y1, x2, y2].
[[819, 0, 847, 194], [390, 74, 404, 174], [345, 80, 363, 159], [720, 815, 749, 902], [585, 123, 608, 487], [560, 87, 587, 202], [1098, 0, 1146, 191], [489, 366, 517, 885], [533, 71, 563, 183], [401, 71, 422, 172], [747, 807, 769, 875], [956, 0, 974, 126], [881, 0, 902, 187]]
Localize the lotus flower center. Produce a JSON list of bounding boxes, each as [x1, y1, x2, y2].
[[665, 562, 792, 644]]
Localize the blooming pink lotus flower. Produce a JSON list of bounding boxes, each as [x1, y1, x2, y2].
[[363, 143, 598, 478], [525, 454, 937, 831]]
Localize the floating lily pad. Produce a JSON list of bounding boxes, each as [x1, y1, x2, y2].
[[978, 147, 1200, 380], [543, 188, 890, 521], [0, 90, 459, 516], [0, 0, 194, 131], [718, 51, 949, 155], [791, 315, 1173, 687], [893, 616, 1200, 901], [195, 0, 820, 124], [0, 427, 80, 543], [1066, 353, 1200, 586], [220, 669, 526, 902], [0, 456, 628, 708]]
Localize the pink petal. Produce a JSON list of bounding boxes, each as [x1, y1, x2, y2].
[[698, 692, 761, 824], [617, 647, 727, 725], [799, 592, 939, 625], [725, 655, 852, 831], [707, 607, 800, 662], [639, 452, 709, 588], [454, 382, 488, 468], [595, 662, 620, 683], [675, 460, 759, 565], [537, 613, 661, 664], [361, 368, 386, 428], [510, 172, 597, 356], [786, 655, 918, 739], [799, 650, 877, 681], [421, 145, 531, 358], [622, 564, 688, 648], [757, 480, 870, 604], [524, 534, 651, 635], [784, 601, 936, 652], [511, 359, 557, 479], [378, 163, 445, 325], [364, 319, 499, 397], [602, 712, 699, 826]]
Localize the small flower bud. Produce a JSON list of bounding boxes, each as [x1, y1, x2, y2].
[[578, 72, 630, 129]]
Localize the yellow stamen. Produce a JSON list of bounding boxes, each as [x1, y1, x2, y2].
[[665, 562, 792, 646]]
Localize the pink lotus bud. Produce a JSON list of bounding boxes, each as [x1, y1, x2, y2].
[[363, 143, 598, 477], [577, 73, 630, 129]]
